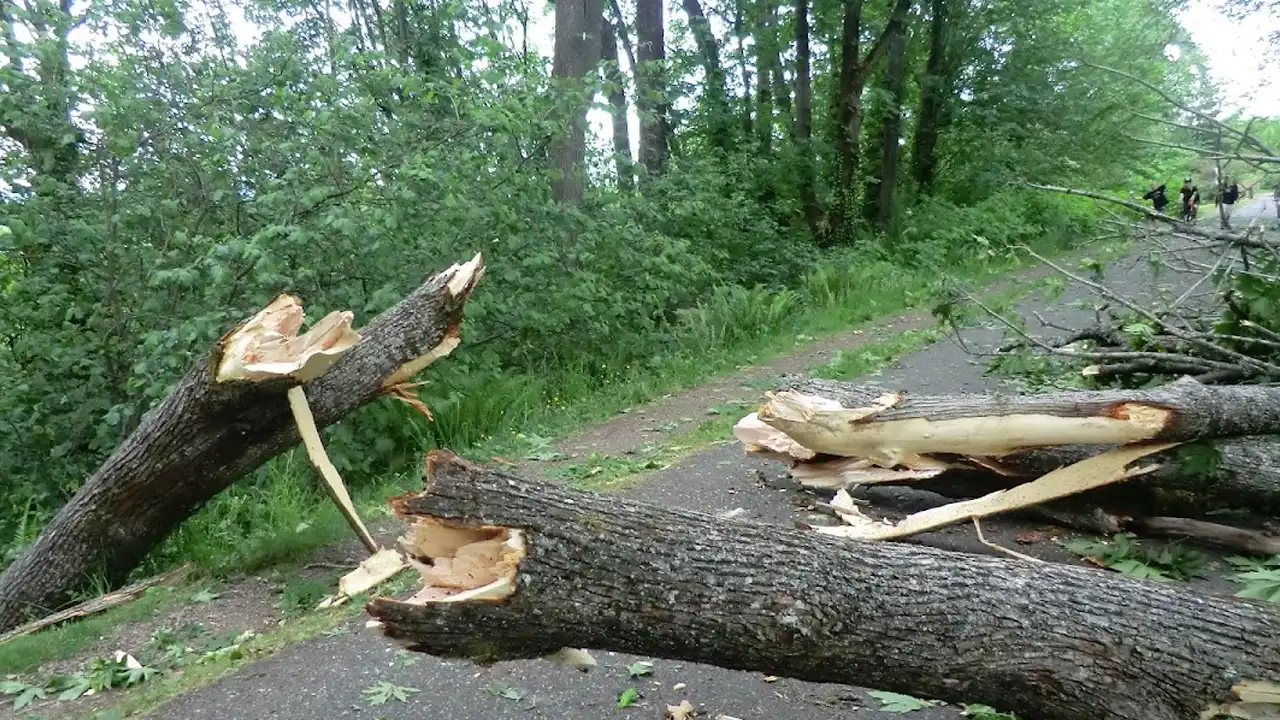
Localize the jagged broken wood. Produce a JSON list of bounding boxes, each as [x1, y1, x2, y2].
[[0, 255, 483, 634], [365, 452, 1280, 720], [738, 376, 1280, 543]]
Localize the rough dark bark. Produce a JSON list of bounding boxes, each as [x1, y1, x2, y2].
[[911, 0, 948, 193], [368, 452, 1280, 720], [734, 0, 753, 138], [873, 25, 906, 231], [754, 0, 775, 153], [829, 0, 912, 244], [793, 0, 822, 237], [0, 258, 483, 633], [681, 0, 732, 150], [601, 19, 634, 191], [635, 0, 668, 181]]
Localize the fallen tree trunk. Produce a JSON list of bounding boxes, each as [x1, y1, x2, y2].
[[756, 377, 1280, 518], [766, 376, 1280, 460], [366, 451, 1280, 720], [0, 255, 483, 633]]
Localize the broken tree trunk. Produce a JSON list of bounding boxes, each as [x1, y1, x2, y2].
[[757, 378, 1280, 518], [762, 376, 1280, 461], [0, 255, 483, 633], [366, 452, 1280, 720]]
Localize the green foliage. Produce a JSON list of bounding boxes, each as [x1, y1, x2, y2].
[[1225, 555, 1280, 604], [1060, 533, 1208, 582], [1, 623, 257, 711], [363, 681, 420, 705], [962, 704, 1023, 720], [616, 687, 641, 708]]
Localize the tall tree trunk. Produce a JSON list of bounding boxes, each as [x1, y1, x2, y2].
[[754, 0, 775, 153], [681, 0, 732, 150], [794, 0, 823, 237], [874, 24, 908, 231], [734, 0, 753, 138], [550, 0, 588, 205], [601, 19, 634, 191], [912, 0, 949, 193], [635, 0, 668, 181], [829, 0, 911, 244], [368, 451, 1280, 720], [771, 38, 793, 139]]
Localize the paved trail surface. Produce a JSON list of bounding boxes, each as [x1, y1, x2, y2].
[[140, 199, 1267, 720]]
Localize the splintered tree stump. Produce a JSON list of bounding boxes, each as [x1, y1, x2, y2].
[[0, 256, 483, 633], [366, 452, 1280, 720]]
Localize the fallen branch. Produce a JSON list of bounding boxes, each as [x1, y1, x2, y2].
[[0, 563, 191, 645], [0, 255, 484, 633], [365, 452, 1280, 720]]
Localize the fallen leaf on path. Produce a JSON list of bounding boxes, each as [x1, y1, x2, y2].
[[667, 699, 697, 719], [1014, 531, 1045, 545], [673, 682, 687, 691], [762, 675, 778, 683]]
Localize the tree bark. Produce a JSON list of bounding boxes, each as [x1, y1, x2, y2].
[[873, 24, 907, 231], [0, 257, 484, 633], [911, 0, 949, 193], [550, 0, 587, 205], [601, 19, 634, 191], [681, 0, 732, 150], [734, 0, 753, 138], [367, 451, 1280, 720], [550, 0, 603, 205], [635, 0, 668, 181], [829, 0, 912, 244], [754, 0, 775, 153], [793, 0, 822, 237]]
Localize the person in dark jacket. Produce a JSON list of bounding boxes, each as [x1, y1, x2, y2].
[[1142, 184, 1169, 215]]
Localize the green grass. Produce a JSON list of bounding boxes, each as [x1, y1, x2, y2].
[[0, 586, 182, 675]]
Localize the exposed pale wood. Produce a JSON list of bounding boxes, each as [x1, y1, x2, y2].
[[814, 442, 1177, 541], [366, 452, 1280, 720], [287, 386, 378, 554]]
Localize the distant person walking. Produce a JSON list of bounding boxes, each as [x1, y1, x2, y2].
[[1218, 179, 1240, 230]]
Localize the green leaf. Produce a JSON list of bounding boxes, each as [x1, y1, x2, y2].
[[866, 690, 941, 713], [962, 703, 1022, 719], [190, 589, 220, 604], [485, 683, 525, 701], [617, 687, 641, 708], [363, 681, 420, 705], [14, 684, 46, 710], [626, 661, 654, 678]]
